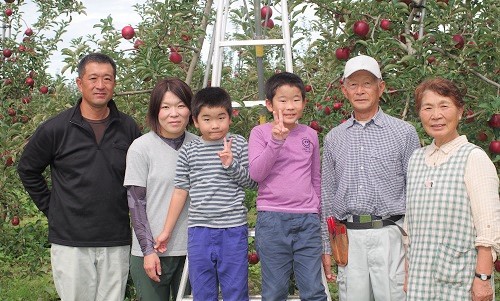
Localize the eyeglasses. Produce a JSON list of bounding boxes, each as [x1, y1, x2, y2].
[[343, 80, 378, 91]]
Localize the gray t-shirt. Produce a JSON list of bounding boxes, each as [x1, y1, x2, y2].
[[124, 131, 198, 257]]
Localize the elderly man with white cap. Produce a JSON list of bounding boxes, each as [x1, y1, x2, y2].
[[320, 55, 420, 300]]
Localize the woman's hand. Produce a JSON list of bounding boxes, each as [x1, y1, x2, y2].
[[471, 277, 493, 301], [143, 252, 162, 282]]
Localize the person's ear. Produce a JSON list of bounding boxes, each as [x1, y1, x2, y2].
[[265, 99, 274, 113]]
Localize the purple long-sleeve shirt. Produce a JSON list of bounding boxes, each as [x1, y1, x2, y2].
[[248, 123, 321, 213]]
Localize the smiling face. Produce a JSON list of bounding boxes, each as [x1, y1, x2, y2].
[[158, 91, 191, 139], [76, 62, 116, 109], [419, 90, 463, 147], [341, 70, 385, 121], [266, 84, 305, 129], [193, 106, 231, 141]]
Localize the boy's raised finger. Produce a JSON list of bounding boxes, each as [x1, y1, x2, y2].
[[272, 110, 279, 124], [278, 110, 285, 127]]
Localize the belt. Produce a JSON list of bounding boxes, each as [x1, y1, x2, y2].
[[342, 215, 406, 236]]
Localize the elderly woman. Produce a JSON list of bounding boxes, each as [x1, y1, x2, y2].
[[405, 78, 499, 301], [124, 78, 197, 300]]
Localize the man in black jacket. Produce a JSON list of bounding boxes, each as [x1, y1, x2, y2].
[[18, 53, 141, 301]]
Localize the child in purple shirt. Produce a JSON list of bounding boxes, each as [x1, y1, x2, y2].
[[248, 72, 327, 301]]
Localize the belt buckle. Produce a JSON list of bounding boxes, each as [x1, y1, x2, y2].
[[359, 214, 372, 223], [372, 220, 383, 229]]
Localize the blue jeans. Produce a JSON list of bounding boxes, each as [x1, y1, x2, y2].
[[256, 211, 327, 301], [187, 225, 249, 301]]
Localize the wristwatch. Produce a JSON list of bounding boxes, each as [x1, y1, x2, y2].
[[475, 273, 492, 281]]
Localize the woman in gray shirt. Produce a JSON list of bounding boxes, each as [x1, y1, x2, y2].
[[124, 78, 197, 300]]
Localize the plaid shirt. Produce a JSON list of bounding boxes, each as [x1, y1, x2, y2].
[[406, 143, 477, 300], [320, 108, 420, 253]]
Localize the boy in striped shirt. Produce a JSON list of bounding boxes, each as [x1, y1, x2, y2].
[[155, 87, 256, 301]]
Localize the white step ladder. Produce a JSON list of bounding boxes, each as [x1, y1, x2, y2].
[[208, 0, 294, 108], [176, 229, 333, 301]]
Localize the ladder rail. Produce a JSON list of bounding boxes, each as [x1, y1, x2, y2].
[[210, 0, 293, 87]]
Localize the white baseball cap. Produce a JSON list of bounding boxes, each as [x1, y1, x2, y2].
[[343, 55, 382, 80]]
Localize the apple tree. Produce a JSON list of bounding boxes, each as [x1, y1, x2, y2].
[[0, 0, 87, 229], [295, 0, 499, 166]]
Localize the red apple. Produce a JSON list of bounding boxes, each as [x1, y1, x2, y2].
[[248, 252, 259, 264], [324, 106, 332, 115], [5, 8, 13, 16], [489, 141, 500, 154], [335, 47, 350, 61], [2, 48, 12, 57], [487, 113, 500, 128], [333, 102, 343, 110], [169, 51, 182, 64], [39, 86, 49, 94], [21, 115, 29, 123], [11, 215, 19, 226], [181, 34, 191, 42], [133, 39, 144, 49], [495, 260, 500, 272], [353, 20, 370, 37], [24, 28, 33, 36], [476, 131, 487, 142], [427, 56, 436, 64], [7, 107, 15, 116], [22, 97, 31, 104], [25, 77, 34, 87], [380, 19, 391, 31], [305, 85, 312, 92], [232, 109, 239, 117], [5, 155, 13, 166], [4, 78, 12, 85], [18, 45, 26, 52], [262, 19, 274, 29], [452, 34, 464, 49], [309, 120, 322, 132], [121, 25, 135, 40], [260, 6, 273, 19]]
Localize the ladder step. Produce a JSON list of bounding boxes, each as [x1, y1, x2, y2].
[[232, 100, 266, 108], [220, 39, 286, 47]]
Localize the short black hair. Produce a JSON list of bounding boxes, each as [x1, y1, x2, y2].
[[192, 87, 232, 120], [265, 72, 306, 101], [77, 53, 117, 78]]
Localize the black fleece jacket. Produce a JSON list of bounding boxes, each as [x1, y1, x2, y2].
[[17, 99, 141, 247]]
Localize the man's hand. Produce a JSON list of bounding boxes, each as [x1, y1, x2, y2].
[[271, 110, 289, 141], [143, 252, 162, 282], [218, 137, 233, 167], [322, 254, 337, 282]]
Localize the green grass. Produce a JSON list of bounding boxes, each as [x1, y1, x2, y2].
[[0, 262, 58, 301]]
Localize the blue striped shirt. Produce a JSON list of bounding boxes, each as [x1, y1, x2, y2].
[[320, 108, 420, 253], [175, 134, 257, 228]]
